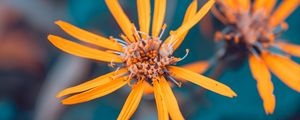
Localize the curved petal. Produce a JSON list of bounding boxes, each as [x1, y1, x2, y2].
[[262, 53, 300, 92], [152, 0, 166, 37], [249, 55, 275, 114], [61, 76, 128, 104], [117, 81, 144, 120], [57, 68, 128, 98], [163, 0, 215, 52], [153, 80, 169, 120], [159, 77, 184, 120], [253, 0, 277, 15], [277, 41, 300, 57], [48, 35, 123, 63], [269, 0, 299, 27], [167, 66, 237, 98], [165, 0, 198, 51], [137, 0, 151, 37], [182, 61, 210, 74], [105, 0, 135, 42], [55, 20, 123, 52]]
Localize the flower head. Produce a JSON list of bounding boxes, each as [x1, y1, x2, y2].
[[48, 0, 236, 119], [212, 0, 299, 114]]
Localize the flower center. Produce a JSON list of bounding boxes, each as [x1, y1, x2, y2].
[[123, 37, 176, 81], [216, 10, 286, 55]]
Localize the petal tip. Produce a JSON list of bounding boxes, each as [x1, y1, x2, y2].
[[56, 92, 64, 98], [54, 20, 64, 25], [47, 34, 56, 41]]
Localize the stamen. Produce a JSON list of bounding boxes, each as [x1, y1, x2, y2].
[[109, 58, 116, 68], [249, 47, 261, 60], [109, 36, 127, 48], [166, 75, 182, 87], [114, 38, 128, 45], [159, 23, 167, 39], [178, 49, 190, 62], [106, 50, 124, 55], [120, 34, 131, 43], [131, 23, 141, 41], [114, 67, 121, 73]]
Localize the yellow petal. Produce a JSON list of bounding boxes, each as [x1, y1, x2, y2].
[[48, 35, 123, 63], [253, 0, 277, 15], [182, 61, 210, 74], [269, 0, 299, 27], [61, 76, 128, 104], [117, 81, 144, 120], [153, 80, 169, 120], [262, 53, 300, 92], [264, 0, 277, 15], [137, 0, 151, 38], [159, 76, 184, 120], [223, 0, 238, 12], [249, 55, 275, 114], [105, 0, 135, 42], [143, 82, 154, 94], [277, 41, 300, 57], [152, 0, 166, 37], [55, 20, 123, 52], [57, 68, 128, 98], [167, 66, 237, 98], [253, 0, 267, 12], [237, 0, 250, 12], [168, 0, 198, 51], [163, 0, 215, 52]]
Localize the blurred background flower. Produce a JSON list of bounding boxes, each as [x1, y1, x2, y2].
[[0, 0, 299, 120]]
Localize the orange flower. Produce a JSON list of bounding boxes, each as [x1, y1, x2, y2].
[[211, 0, 299, 114], [48, 0, 237, 119]]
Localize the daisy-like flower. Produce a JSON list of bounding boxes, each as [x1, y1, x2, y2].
[[211, 0, 299, 114], [48, 0, 237, 119]]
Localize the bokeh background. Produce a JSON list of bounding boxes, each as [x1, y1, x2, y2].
[[0, 0, 300, 120]]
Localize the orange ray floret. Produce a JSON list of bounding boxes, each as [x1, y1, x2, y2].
[[249, 55, 275, 114], [152, 0, 166, 37], [118, 81, 144, 120], [277, 41, 300, 57], [105, 0, 135, 42], [223, 0, 238, 11], [61, 76, 128, 105], [164, 0, 215, 52], [137, 0, 151, 37], [170, 0, 198, 51], [237, 0, 250, 12], [262, 53, 300, 92], [253, 0, 277, 15], [269, 0, 299, 27], [264, 0, 277, 15], [55, 20, 124, 52], [48, 35, 123, 63], [159, 76, 184, 120], [167, 66, 237, 98], [57, 68, 128, 98], [153, 80, 169, 120], [182, 61, 210, 74]]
